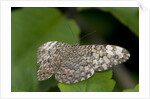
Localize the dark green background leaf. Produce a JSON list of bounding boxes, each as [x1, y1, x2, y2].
[[78, 7, 139, 37], [11, 7, 80, 92], [58, 70, 116, 92]]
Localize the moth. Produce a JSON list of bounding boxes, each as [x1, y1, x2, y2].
[[37, 41, 130, 84]]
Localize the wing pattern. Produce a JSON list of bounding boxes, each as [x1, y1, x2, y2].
[[37, 41, 72, 80], [55, 56, 95, 84], [37, 41, 130, 84], [78, 45, 130, 71]]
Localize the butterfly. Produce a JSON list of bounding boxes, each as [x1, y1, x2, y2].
[[37, 41, 130, 84]]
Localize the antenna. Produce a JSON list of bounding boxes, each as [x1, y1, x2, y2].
[[80, 30, 96, 40], [67, 24, 77, 42], [67, 24, 97, 43]]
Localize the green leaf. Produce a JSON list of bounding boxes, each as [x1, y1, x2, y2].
[[123, 84, 139, 92], [11, 7, 80, 92], [11, 88, 25, 92], [58, 70, 116, 92], [78, 7, 139, 37]]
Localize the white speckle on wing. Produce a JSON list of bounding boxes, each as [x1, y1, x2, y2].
[[103, 56, 110, 64], [47, 41, 57, 50], [106, 45, 113, 50]]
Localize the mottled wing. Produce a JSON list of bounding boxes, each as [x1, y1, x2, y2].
[[78, 45, 130, 71], [55, 56, 95, 84], [37, 41, 72, 80]]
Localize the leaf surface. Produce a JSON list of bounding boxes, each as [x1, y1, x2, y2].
[[123, 84, 139, 92], [78, 7, 139, 37], [58, 70, 116, 92]]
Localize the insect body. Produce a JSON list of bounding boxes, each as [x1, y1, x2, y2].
[[37, 41, 130, 84]]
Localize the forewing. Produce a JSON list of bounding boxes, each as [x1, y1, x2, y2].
[[55, 57, 95, 84], [37, 41, 72, 80], [78, 45, 130, 71]]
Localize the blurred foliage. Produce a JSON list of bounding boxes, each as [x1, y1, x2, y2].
[[58, 70, 115, 92], [78, 7, 139, 37], [11, 7, 80, 92], [123, 84, 139, 92], [11, 7, 139, 92], [11, 88, 25, 92]]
